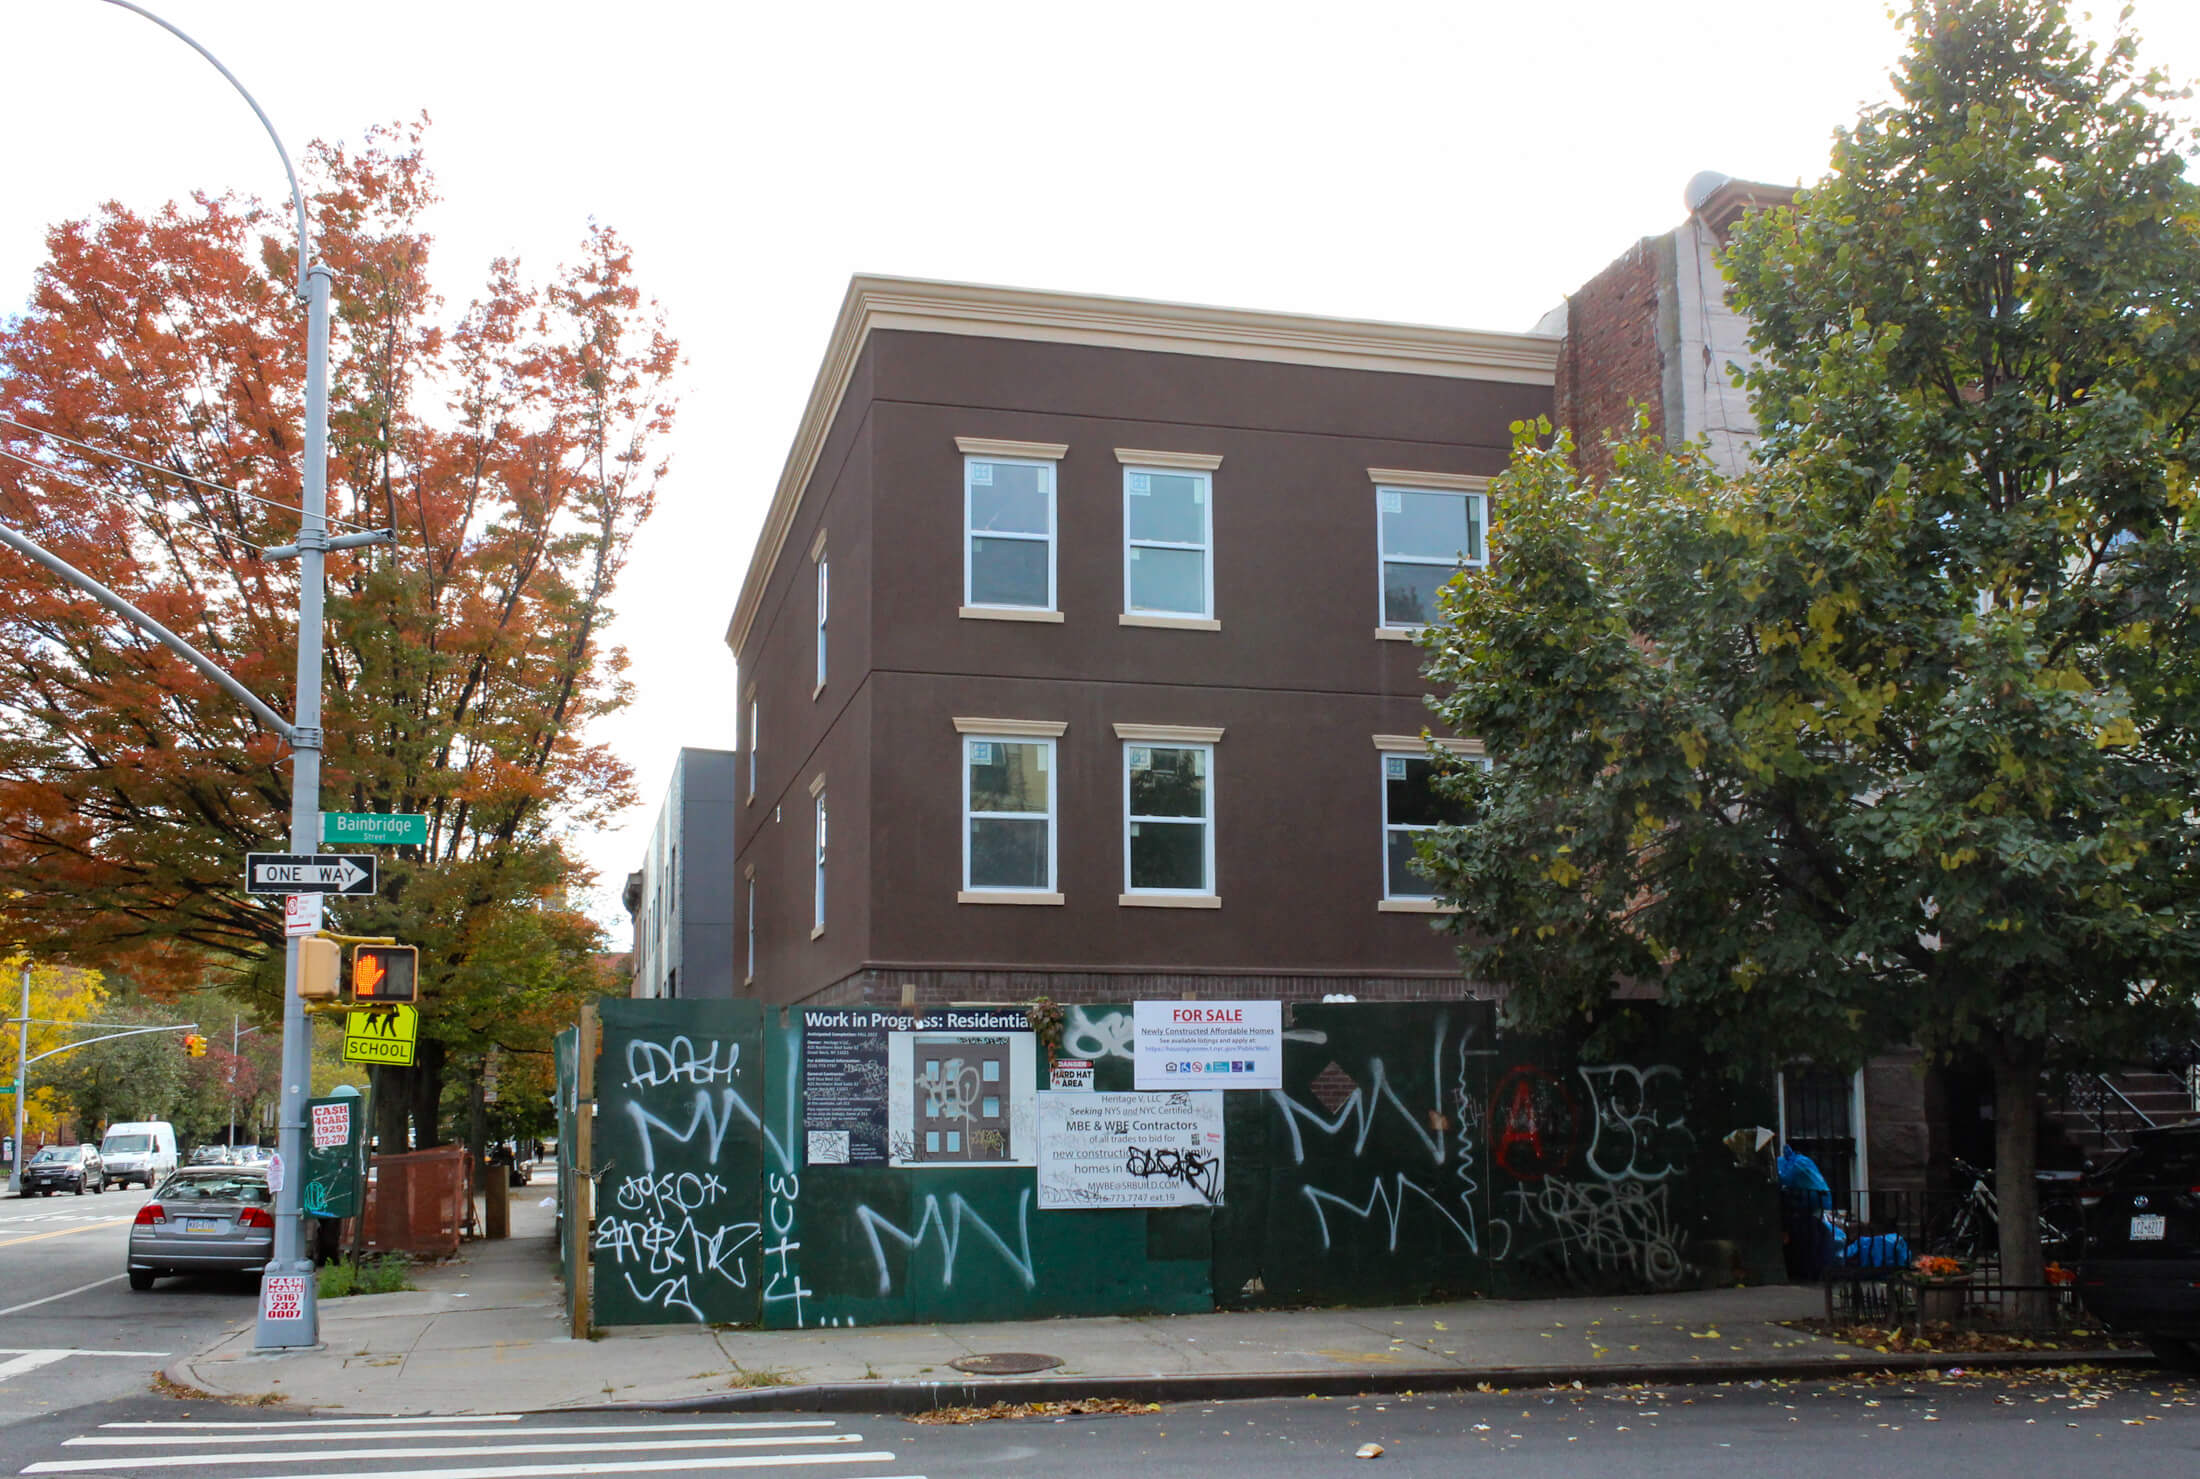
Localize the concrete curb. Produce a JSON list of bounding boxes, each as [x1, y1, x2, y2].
[[570, 1348, 2163, 1416]]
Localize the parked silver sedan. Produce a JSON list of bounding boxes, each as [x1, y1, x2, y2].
[[127, 1167, 274, 1289]]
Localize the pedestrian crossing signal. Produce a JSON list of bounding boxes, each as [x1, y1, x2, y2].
[[351, 944, 418, 1004], [297, 937, 341, 1001]]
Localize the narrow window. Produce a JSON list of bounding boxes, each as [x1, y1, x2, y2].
[[747, 698, 758, 799], [815, 552, 829, 691], [1378, 485, 1486, 628], [963, 736, 1055, 893], [1125, 743, 1214, 894], [812, 790, 828, 934], [1382, 751, 1483, 899], [744, 874, 756, 983], [965, 457, 1056, 610], [1123, 465, 1213, 618]]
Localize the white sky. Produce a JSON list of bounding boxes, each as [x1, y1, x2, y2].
[[4, 0, 2196, 942]]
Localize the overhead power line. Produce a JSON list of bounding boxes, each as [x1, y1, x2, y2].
[[0, 413, 375, 532], [0, 445, 264, 553]]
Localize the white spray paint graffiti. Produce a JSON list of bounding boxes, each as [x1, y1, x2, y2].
[[1502, 1177, 1687, 1287], [1301, 1174, 1478, 1254], [1578, 1064, 1694, 1182], [1269, 1011, 1697, 1287], [759, 1031, 814, 1329], [853, 1189, 1037, 1297], [1061, 1006, 1136, 1062], [599, 1028, 798, 1325]]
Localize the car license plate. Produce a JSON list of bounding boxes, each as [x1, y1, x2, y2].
[[2130, 1213, 2167, 1241], [185, 1217, 220, 1234]]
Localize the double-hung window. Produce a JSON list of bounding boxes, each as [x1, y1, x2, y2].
[[1117, 450, 1220, 624], [1376, 737, 1485, 907], [814, 544, 829, 692], [744, 866, 757, 984], [810, 780, 828, 936], [961, 442, 1062, 614], [957, 721, 1063, 901], [1117, 724, 1223, 904], [1374, 471, 1488, 629]]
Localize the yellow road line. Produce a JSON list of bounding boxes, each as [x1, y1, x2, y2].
[[0, 1217, 130, 1248]]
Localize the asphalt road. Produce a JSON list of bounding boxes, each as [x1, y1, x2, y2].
[[0, 1369, 2194, 1479], [0, 1183, 258, 1432]]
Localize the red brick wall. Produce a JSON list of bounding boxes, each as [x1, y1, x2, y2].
[[1556, 238, 1665, 483], [797, 968, 1503, 1009]]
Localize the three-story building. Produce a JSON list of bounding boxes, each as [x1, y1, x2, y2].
[[728, 277, 1557, 1008]]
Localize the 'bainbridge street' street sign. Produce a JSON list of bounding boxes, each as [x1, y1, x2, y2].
[[323, 812, 428, 847], [244, 853, 377, 896]]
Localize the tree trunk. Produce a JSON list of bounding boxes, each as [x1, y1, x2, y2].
[[411, 1038, 446, 1148], [1991, 1044, 2049, 1319], [375, 1064, 410, 1155]]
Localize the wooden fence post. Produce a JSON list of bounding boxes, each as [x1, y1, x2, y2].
[[569, 1002, 598, 1339]]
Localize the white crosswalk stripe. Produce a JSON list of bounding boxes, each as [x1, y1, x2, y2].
[[16, 1414, 927, 1479]]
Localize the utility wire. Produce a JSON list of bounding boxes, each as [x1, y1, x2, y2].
[[0, 445, 264, 553], [0, 413, 374, 532]]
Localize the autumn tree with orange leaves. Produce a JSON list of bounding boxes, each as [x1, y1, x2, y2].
[[0, 124, 674, 1147]]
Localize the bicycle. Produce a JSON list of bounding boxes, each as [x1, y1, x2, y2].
[[1926, 1157, 2083, 1263]]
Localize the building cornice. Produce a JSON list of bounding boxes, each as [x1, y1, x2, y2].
[[726, 276, 1561, 654]]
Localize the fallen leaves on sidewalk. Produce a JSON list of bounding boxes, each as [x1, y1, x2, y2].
[[909, 1397, 1163, 1425]]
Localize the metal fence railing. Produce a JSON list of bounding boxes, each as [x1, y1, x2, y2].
[[1784, 1172, 2088, 1284]]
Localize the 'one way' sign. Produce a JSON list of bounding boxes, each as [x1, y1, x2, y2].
[[245, 853, 376, 896]]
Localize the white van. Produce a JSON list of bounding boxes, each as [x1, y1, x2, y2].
[[99, 1122, 178, 1189]]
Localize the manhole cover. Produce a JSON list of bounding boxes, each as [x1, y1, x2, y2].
[[948, 1352, 1062, 1376]]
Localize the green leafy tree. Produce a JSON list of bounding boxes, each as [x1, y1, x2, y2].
[[43, 1002, 192, 1139], [1419, 0, 2200, 1290]]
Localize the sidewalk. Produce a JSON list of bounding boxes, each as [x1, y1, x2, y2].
[[171, 1197, 2144, 1415]]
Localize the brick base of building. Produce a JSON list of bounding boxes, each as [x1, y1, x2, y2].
[[793, 966, 1500, 1010]]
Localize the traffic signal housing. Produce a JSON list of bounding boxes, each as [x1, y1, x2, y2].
[[183, 1033, 207, 1058], [351, 944, 419, 1004], [297, 937, 341, 1001]]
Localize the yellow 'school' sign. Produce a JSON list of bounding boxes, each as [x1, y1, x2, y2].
[[342, 1004, 419, 1066]]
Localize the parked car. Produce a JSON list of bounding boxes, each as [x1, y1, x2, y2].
[[126, 1167, 274, 1289], [2077, 1121, 2200, 1367], [99, 1122, 178, 1189], [188, 1145, 238, 1166], [20, 1144, 105, 1196]]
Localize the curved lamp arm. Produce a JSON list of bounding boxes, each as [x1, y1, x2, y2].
[[99, 0, 313, 295]]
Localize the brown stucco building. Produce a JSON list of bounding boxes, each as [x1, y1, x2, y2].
[[726, 278, 1557, 1010]]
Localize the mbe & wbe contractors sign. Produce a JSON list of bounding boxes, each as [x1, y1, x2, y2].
[[1133, 1000, 1282, 1091]]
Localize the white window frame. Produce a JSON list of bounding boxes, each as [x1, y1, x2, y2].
[[814, 548, 829, 694], [959, 733, 1058, 899], [1372, 470, 1490, 632], [1374, 735, 1485, 911], [811, 782, 828, 937], [1118, 451, 1219, 623], [746, 694, 758, 801], [962, 452, 1058, 614], [1117, 724, 1223, 905]]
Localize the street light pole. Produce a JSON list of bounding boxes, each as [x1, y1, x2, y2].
[[8, 962, 26, 1196], [230, 1015, 267, 1148], [102, 0, 332, 1350]]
